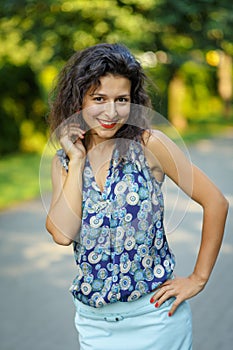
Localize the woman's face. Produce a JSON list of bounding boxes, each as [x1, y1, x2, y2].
[[82, 74, 131, 144]]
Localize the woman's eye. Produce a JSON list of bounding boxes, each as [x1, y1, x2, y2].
[[93, 96, 104, 102], [117, 97, 129, 103]]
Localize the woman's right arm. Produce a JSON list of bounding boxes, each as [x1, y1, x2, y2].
[[46, 124, 86, 245], [46, 156, 84, 245]]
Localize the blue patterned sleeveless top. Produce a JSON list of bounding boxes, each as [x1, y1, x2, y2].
[[57, 140, 175, 308]]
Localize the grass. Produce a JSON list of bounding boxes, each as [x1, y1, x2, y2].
[[0, 152, 52, 210], [0, 121, 232, 211]]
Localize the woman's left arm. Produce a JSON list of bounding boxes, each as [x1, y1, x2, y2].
[[146, 130, 229, 315]]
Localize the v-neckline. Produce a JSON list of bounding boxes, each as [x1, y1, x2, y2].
[[86, 145, 116, 196]]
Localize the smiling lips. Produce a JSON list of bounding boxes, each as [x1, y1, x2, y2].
[[97, 118, 119, 129]]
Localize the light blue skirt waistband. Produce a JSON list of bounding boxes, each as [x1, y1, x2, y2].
[[74, 290, 158, 321]]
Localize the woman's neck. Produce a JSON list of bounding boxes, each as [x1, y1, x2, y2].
[[86, 132, 114, 151]]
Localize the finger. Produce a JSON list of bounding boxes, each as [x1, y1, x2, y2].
[[68, 125, 85, 134], [150, 286, 173, 304], [67, 126, 85, 135], [60, 124, 85, 136], [160, 279, 174, 288], [70, 132, 84, 143], [61, 128, 85, 144], [168, 299, 181, 317], [154, 291, 174, 308]]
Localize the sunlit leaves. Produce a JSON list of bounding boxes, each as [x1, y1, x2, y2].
[[0, 0, 232, 154]]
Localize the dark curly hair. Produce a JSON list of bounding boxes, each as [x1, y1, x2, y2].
[[49, 43, 152, 149]]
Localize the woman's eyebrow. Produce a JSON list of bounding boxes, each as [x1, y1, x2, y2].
[[89, 93, 106, 96], [90, 93, 130, 97]]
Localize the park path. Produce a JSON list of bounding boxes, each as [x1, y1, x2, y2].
[[0, 131, 232, 350]]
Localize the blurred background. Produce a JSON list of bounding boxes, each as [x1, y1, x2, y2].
[[0, 2, 233, 350], [0, 0, 232, 209]]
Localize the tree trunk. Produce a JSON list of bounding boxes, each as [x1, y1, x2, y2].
[[217, 51, 232, 119], [168, 74, 187, 129]]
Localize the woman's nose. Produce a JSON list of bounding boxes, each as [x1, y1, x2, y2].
[[104, 102, 117, 120]]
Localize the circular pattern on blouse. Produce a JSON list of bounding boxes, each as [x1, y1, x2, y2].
[[81, 282, 92, 295], [137, 210, 148, 220], [116, 226, 125, 240], [82, 236, 96, 250], [155, 237, 163, 250], [136, 281, 149, 294], [116, 194, 126, 207], [152, 192, 159, 205], [85, 198, 96, 214], [138, 220, 149, 231], [124, 236, 136, 251], [120, 260, 131, 273], [153, 264, 165, 279], [95, 296, 107, 308], [107, 291, 121, 302], [119, 276, 131, 290], [90, 216, 103, 228], [126, 192, 139, 206], [92, 279, 104, 291], [83, 167, 92, 178], [80, 262, 92, 275], [114, 241, 124, 255], [88, 252, 102, 264], [114, 181, 127, 195], [127, 290, 141, 302], [142, 255, 153, 268], [124, 213, 133, 223], [143, 268, 154, 281], [134, 269, 144, 282], [97, 268, 108, 280], [59, 141, 175, 308], [141, 200, 152, 212], [137, 244, 149, 257], [135, 231, 145, 244]]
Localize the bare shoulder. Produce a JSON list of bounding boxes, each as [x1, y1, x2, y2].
[[142, 128, 193, 179], [143, 129, 173, 150], [141, 129, 172, 181], [142, 129, 176, 162]]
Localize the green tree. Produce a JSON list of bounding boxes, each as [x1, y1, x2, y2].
[[136, 0, 233, 123], [0, 0, 232, 154], [0, 0, 154, 154]]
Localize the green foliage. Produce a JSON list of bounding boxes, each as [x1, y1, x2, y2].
[[0, 152, 42, 209], [179, 61, 222, 121], [0, 0, 232, 155], [145, 63, 172, 116], [0, 63, 46, 154]]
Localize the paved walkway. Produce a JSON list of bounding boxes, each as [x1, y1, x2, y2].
[[0, 132, 232, 350]]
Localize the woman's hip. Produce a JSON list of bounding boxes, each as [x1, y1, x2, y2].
[[73, 292, 192, 350]]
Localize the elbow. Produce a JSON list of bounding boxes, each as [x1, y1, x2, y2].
[[45, 217, 73, 246], [202, 191, 229, 218], [224, 197, 229, 216], [219, 194, 229, 213], [214, 193, 229, 218], [52, 235, 73, 246]]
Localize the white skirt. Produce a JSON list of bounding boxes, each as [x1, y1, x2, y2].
[[73, 291, 192, 350]]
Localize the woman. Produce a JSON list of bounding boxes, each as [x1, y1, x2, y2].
[[46, 43, 228, 350]]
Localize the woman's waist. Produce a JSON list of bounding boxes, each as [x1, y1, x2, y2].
[[73, 273, 175, 318], [70, 269, 175, 309]]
